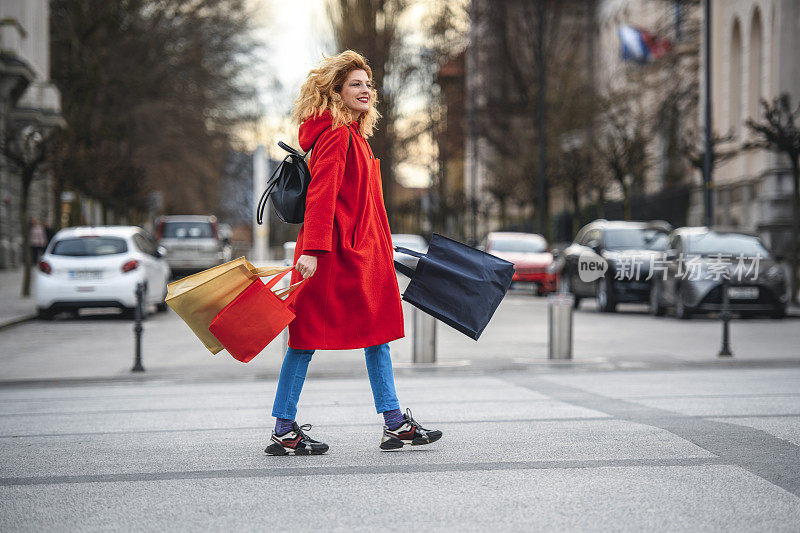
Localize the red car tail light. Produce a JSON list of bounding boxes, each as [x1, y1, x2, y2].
[[155, 217, 165, 240], [39, 261, 52, 275], [121, 259, 139, 273]]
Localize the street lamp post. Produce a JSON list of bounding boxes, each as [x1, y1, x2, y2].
[[703, 0, 714, 227]]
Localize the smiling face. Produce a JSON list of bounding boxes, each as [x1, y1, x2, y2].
[[338, 69, 372, 119]]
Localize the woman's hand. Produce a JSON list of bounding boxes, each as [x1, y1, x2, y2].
[[295, 254, 318, 279]]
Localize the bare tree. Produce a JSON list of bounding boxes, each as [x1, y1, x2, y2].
[[681, 129, 739, 174], [594, 94, 650, 221], [328, 0, 409, 225], [747, 94, 800, 304], [49, 0, 260, 222], [3, 125, 51, 296]]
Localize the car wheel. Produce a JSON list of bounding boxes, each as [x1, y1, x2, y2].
[[649, 282, 665, 316], [675, 285, 693, 319], [596, 276, 617, 313], [37, 307, 54, 321], [156, 286, 169, 312]]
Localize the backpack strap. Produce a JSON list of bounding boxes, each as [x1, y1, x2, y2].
[[306, 124, 352, 163]]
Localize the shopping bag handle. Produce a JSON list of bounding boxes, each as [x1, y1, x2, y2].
[[393, 246, 424, 259], [274, 278, 307, 306], [263, 267, 295, 291], [393, 260, 415, 279], [253, 265, 293, 278]]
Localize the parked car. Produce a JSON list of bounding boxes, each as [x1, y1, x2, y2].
[[479, 232, 556, 294], [34, 226, 171, 319], [559, 220, 671, 311], [391, 234, 428, 270], [649, 227, 787, 319], [155, 215, 232, 275]]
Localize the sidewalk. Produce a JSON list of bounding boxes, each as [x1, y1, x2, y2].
[[1, 366, 798, 530], [0, 268, 37, 328]]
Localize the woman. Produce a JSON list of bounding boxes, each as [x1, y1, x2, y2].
[[266, 51, 442, 456]]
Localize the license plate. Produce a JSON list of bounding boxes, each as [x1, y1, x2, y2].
[[727, 286, 758, 299], [69, 270, 102, 280]]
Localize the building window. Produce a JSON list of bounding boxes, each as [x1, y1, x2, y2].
[[730, 19, 742, 138], [748, 8, 763, 122]]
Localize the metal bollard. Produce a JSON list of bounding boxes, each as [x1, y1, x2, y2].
[[412, 307, 437, 363], [718, 278, 733, 357], [131, 282, 145, 372], [548, 292, 574, 359]]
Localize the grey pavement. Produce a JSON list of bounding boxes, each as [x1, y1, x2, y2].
[[1, 367, 799, 531], [0, 285, 799, 383], [2, 271, 800, 530], [0, 268, 37, 328]]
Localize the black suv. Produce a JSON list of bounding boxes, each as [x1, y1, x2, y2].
[[557, 220, 671, 312]]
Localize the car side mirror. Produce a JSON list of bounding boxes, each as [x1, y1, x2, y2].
[[665, 250, 677, 261], [156, 246, 167, 258], [587, 240, 601, 254]]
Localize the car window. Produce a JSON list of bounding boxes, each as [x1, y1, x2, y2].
[[51, 237, 128, 256], [162, 221, 214, 239], [144, 233, 160, 255], [133, 233, 157, 256], [604, 229, 668, 251], [685, 233, 770, 257], [582, 229, 601, 247]]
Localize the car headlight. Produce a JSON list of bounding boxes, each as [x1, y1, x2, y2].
[[767, 265, 785, 280]]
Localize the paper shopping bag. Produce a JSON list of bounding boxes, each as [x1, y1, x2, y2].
[[166, 257, 290, 354], [209, 269, 306, 362]]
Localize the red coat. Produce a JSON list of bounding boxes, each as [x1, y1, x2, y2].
[[287, 111, 405, 349]]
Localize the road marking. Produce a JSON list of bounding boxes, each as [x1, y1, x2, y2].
[[507, 376, 800, 498], [0, 457, 728, 487]]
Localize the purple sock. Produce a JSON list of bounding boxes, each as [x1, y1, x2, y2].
[[383, 409, 404, 430], [275, 418, 294, 435]]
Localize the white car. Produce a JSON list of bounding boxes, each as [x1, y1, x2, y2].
[[34, 226, 172, 319]]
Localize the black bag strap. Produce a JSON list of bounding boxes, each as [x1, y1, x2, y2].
[[394, 260, 416, 279], [256, 125, 352, 225], [393, 246, 424, 259]]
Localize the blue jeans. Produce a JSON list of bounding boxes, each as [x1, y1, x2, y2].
[[271, 343, 401, 419]]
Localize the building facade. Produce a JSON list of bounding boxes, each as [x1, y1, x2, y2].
[[692, 0, 799, 257], [0, 0, 64, 269]]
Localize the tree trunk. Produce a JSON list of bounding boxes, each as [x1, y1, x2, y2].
[[571, 181, 580, 236], [20, 171, 33, 297], [791, 158, 799, 305], [596, 186, 605, 218], [621, 181, 631, 221]]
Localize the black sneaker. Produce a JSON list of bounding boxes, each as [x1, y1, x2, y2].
[[380, 409, 442, 450], [265, 422, 329, 456]]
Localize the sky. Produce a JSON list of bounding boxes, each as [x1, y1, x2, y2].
[[242, 0, 440, 188]]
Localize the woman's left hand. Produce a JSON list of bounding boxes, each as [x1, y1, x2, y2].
[[295, 254, 318, 279]]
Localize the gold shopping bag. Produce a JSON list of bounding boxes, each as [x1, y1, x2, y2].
[[166, 257, 291, 354]]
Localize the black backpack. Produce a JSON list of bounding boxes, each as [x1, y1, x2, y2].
[[256, 126, 351, 225]]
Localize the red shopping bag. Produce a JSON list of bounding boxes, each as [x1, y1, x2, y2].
[[209, 268, 305, 363]]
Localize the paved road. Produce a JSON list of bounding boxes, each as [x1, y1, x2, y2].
[[0, 288, 798, 383], [1, 366, 799, 531]]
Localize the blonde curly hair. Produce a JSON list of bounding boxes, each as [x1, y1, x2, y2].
[[291, 50, 380, 138]]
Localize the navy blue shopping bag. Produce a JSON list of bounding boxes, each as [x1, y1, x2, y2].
[[394, 233, 515, 340]]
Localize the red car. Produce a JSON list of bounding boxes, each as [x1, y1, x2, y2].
[[481, 232, 557, 294]]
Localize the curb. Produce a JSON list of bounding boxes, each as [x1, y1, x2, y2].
[[0, 313, 37, 331]]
